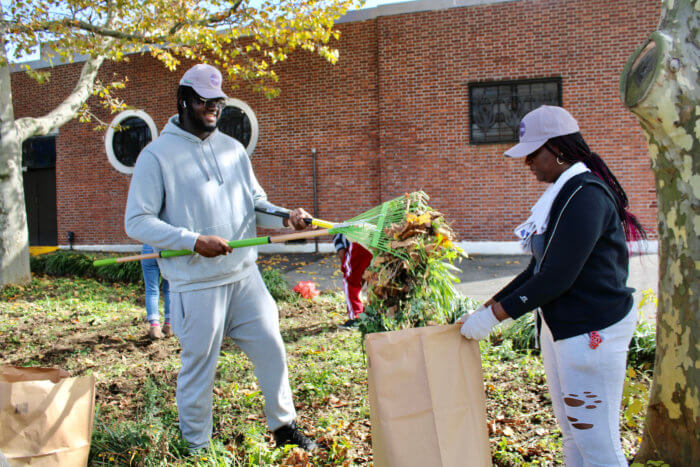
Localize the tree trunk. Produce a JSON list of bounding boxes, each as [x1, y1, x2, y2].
[[620, 0, 699, 464], [0, 34, 105, 286], [0, 41, 31, 286]]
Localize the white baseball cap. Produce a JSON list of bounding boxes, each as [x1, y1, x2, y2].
[[179, 64, 228, 99], [504, 105, 580, 158]]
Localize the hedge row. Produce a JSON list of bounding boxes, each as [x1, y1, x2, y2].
[[31, 251, 143, 284], [30, 251, 296, 302]]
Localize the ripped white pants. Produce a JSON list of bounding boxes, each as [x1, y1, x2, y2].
[[540, 310, 636, 467]]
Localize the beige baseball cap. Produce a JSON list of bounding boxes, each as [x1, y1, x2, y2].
[[179, 64, 228, 99]]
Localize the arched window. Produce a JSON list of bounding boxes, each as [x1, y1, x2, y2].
[[105, 110, 158, 174], [217, 98, 259, 155]]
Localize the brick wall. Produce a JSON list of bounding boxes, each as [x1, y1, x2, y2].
[[11, 0, 660, 246]]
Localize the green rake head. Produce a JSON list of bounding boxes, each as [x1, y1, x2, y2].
[[329, 191, 429, 260]]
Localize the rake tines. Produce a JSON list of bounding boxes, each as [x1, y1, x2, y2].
[[335, 192, 429, 259]]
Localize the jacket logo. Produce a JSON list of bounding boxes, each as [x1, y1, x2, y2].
[[520, 296, 528, 303]]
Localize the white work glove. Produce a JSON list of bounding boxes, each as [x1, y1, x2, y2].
[[460, 305, 499, 340]]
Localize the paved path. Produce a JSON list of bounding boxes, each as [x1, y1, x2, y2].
[[258, 253, 658, 322]]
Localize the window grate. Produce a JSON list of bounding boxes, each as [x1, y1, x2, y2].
[[218, 106, 252, 147], [112, 116, 152, 167], [469, 78, 562, 144]]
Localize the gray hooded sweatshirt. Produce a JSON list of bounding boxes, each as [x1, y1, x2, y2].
[[125, 116, 288, 292]]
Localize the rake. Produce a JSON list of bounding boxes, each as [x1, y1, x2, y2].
[[93, 193, 421, 267]]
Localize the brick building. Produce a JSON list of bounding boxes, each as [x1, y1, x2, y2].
[[11, 0, 660, 253]]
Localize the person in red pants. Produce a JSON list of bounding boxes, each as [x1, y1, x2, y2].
[[333, 234, 373, 328]]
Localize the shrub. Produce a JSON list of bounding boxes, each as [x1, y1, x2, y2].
[[95, 260, 143, 284], [497, 311, 656, 370], [31, 250, 143, 284], [261, 268, 296, 303], [498, 312, 537, 351], [449, 293, 481, 324], [627, 319, 656, 370], [29, 254, 47, 274], [44, 251, 96, 278]]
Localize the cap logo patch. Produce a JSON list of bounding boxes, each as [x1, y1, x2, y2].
[[519, 122, 526, 139], [209, 74, 220, 86]]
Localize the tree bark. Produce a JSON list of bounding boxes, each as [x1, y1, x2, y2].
[[620, 0, 699, 464], [0, 38, 30, 285], [0, 39, 105, 286]]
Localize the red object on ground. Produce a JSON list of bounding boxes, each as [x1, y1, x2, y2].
[[293, 281, 320, 299]]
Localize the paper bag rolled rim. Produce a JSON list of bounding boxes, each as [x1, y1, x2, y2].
[[0, 366, 70, 383]]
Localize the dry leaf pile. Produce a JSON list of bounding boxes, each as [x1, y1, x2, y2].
[[358, 192, 465, 338]]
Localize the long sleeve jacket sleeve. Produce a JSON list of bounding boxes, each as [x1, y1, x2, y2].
[[496, 174, 633, 340]]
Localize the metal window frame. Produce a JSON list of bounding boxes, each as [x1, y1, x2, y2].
[[468, 77, 562, 145]]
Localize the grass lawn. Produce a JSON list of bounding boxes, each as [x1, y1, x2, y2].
[[0, 271, 651, 466]]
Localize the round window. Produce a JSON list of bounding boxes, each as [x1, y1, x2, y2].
[[105, 110, 158, 174], [217, 98, 259, 155]]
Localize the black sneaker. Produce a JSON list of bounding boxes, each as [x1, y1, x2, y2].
[[339, 318, 357, 329], [273, 421, 318, 451]]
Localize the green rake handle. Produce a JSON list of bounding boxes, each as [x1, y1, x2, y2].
[[93, 229, 331, 267]]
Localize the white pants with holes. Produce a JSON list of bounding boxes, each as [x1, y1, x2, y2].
[[539, 309, 636, 467], [171, 269, 296, 449]]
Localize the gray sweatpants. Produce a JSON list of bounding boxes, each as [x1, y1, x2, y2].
[[170, 269, 296, 449]]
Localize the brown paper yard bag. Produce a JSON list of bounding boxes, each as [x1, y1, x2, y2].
[[0, 366, 96, 466], [366, 324, 490, 467]]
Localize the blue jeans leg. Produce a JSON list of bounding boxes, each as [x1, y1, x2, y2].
[[162, 278, 171, 322], [141, 247, 162, 323]]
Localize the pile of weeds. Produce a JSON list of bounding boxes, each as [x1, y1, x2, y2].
[[358, 192, 465, 337]]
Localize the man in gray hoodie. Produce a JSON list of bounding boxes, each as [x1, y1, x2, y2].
[[125, 64, 317, 452]]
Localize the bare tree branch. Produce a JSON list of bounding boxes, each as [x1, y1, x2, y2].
[[14, 54, 105, 141]]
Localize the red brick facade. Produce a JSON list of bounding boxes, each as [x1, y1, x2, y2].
[[11, 0, 660, 247]]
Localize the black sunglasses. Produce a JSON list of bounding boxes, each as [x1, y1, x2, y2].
[[193, 95, 226, 109]]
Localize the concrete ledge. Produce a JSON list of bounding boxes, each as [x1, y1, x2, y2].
[[628, 240, 658, 254], [60, 240, 659, 255], [456, 240, 659, 255], [58, 243, 338, 254], [339, 0, 517, 23], [457, 241, 523, 255], [60, 244, 142, 253]]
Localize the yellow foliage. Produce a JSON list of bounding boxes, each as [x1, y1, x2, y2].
[[5, 0, 362, 118]]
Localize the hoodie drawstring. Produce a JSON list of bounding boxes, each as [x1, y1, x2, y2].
[[207, 139, 224, 185], [198, 142, 224, 185], [196, 145, 212, 182]]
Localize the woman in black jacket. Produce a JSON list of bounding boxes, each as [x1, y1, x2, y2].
[[460, 106, 645, 466]]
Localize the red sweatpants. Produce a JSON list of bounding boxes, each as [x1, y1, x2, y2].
[[340, 242, 373, 319]]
